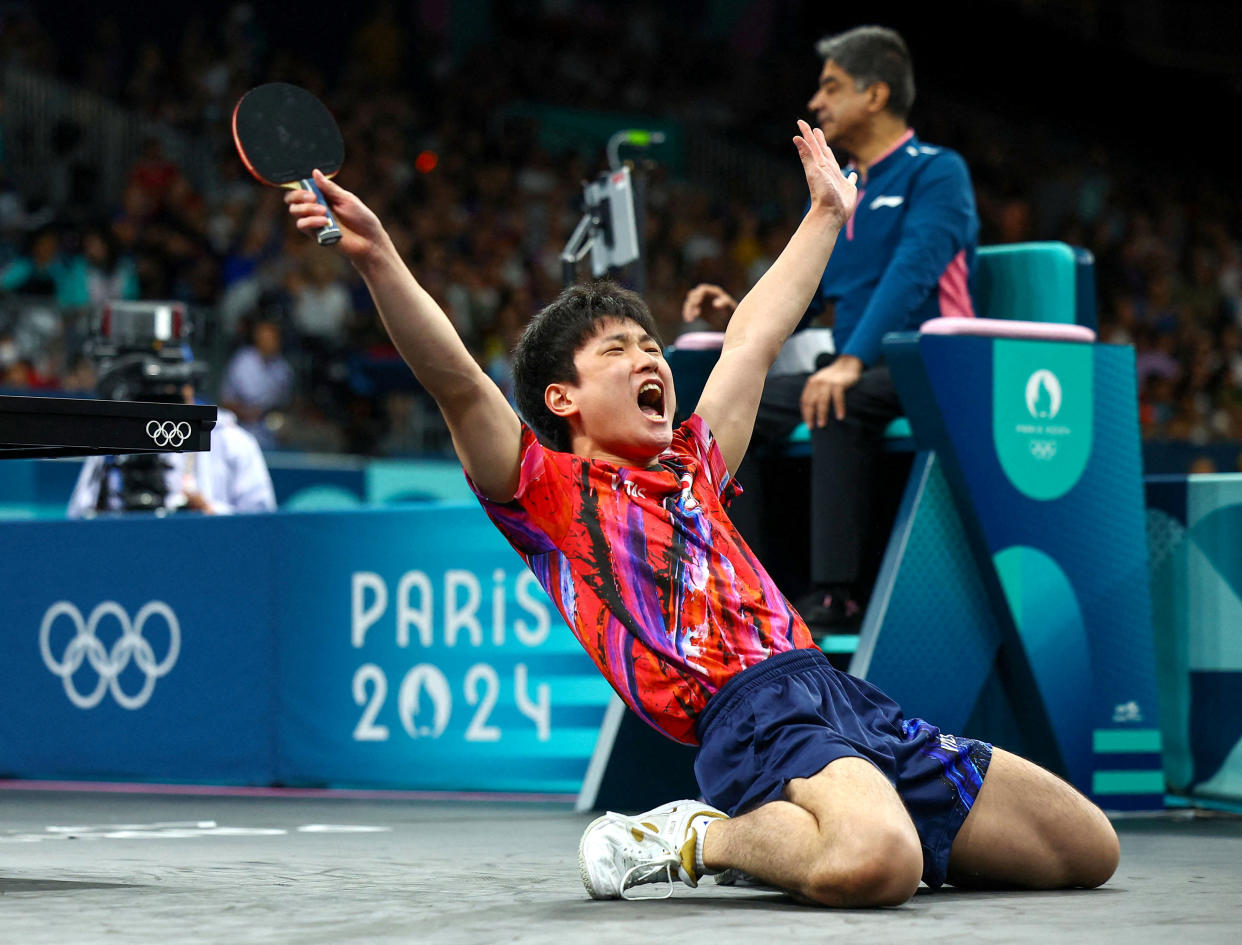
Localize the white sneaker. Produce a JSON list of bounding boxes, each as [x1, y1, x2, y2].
[[634, 799, 729, 871], [577, 800, 728, 900]]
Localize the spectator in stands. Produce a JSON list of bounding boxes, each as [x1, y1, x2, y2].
[[217, 193, 288, 340], [290, 250, 354, 412], [8, 2, 1242, 458], [292, 247, 353, 348], [54, 223, 140, 308], [60, 353, 96, 392], [219, 315, 294, 449], [1, 357, 34, 388], [126, 136, 182, 212], [1, 227, 62, 297], [1188, 455, 1217, 474], [0, 329, 17, 375], [682, 26, 979, 637]]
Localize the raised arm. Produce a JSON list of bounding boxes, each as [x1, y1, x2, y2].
[[286, 171, 523, 501], [694, 121, 857, 472]]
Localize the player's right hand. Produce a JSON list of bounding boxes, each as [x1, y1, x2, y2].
[[285, 169, 385, 261], [681, 283, 737, 330]]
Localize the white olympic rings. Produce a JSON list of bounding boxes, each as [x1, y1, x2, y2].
[[1029, 439, 1058, 460], [39, 601, 181, 709], [147, 420, 192, 448]]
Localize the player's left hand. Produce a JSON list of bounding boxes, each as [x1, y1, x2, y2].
[[800, 355, 863, 427], [792, 119, 857, 229]]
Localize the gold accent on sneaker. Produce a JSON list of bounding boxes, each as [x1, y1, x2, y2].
[[678, 836, 698, 883]]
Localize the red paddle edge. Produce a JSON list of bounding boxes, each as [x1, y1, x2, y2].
[[230, 89, 341, 189]]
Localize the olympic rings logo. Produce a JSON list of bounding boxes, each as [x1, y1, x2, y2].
[[39, 601, 181, 709], [147, 420, 192, 448], [1029, 439, 1058, 460]]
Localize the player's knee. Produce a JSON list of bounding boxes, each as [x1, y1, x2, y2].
[[1034, 801, 1120, 889], [1066, 815, 1120, 889], [803, 824, 922, 907]]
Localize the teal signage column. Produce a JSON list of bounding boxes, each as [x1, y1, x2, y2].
[[867, 333, 1163, 810]]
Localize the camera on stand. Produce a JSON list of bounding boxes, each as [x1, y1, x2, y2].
[[560, 165, 642, 287], [559, 129, 665, 290], [88, 301, 205, 404], [86, 301, 207, 514]]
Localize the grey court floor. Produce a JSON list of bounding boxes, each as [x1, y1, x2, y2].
[[2, 788, 1240, 945]]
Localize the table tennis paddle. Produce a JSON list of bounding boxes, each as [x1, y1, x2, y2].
[[232, 82, 344, 246]]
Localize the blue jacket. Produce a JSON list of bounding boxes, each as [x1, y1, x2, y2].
[[810, 130, 978, 366]]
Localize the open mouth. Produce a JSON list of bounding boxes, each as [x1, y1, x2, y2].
[[637, 380, 666, 421]]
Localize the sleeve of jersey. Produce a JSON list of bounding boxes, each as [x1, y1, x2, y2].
[[680, 414, 742, 505], [840, 151, 978, 366], [464, 427, 572, 556]]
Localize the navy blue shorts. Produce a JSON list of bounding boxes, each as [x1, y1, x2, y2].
[[693, 648, 992, 888]]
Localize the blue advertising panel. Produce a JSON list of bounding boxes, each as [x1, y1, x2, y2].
[[272, 505, 614, 794], [881, 334, 1163, 809], [0, 504, 615, 795], [0, 515, 278, 783]]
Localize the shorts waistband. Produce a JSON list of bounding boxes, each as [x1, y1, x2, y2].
[[695, 647, 829, 741]]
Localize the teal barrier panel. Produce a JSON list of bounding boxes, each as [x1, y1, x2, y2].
[[0, 454, 479, 519], [1146, 474, 1242, 806], [0, 458, 85, 520], [0, 505, 614, 794], [272, 505, 614, 794], [877, 333, 1163, 810]]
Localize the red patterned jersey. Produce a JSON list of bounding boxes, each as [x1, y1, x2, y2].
[[468, 414, 817, 744]]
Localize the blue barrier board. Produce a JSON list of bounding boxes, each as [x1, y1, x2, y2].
[[0, 505, 615, 794]]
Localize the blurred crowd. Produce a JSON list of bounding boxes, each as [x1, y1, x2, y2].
[[2, 1, 1241, 466]]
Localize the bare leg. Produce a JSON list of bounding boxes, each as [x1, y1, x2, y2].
[[699, 756, 924, 907], [947, 747, 1120, 889]]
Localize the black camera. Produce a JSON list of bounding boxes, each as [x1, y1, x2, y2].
[[87, 302, 207, 513], [88, 301, 206, 404], [102, 453, 173, 512]]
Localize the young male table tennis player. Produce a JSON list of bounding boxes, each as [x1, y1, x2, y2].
[[284, 120, 1118, 906]]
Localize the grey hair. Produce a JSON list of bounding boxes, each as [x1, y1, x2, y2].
[[815, 26, 915, 120]]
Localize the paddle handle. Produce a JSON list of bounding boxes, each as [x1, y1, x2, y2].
[[300, 177, 342, 246]]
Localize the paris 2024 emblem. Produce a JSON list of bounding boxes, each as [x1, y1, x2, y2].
[[993, 340, 1093, 501]]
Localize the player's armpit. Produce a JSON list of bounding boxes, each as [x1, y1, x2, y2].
[[439, 382, 525, 502], [692, 342, 770, 474]]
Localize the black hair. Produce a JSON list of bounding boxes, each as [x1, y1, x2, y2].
[[815, 26, 915, 120], [512, 280, 663, 452]]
